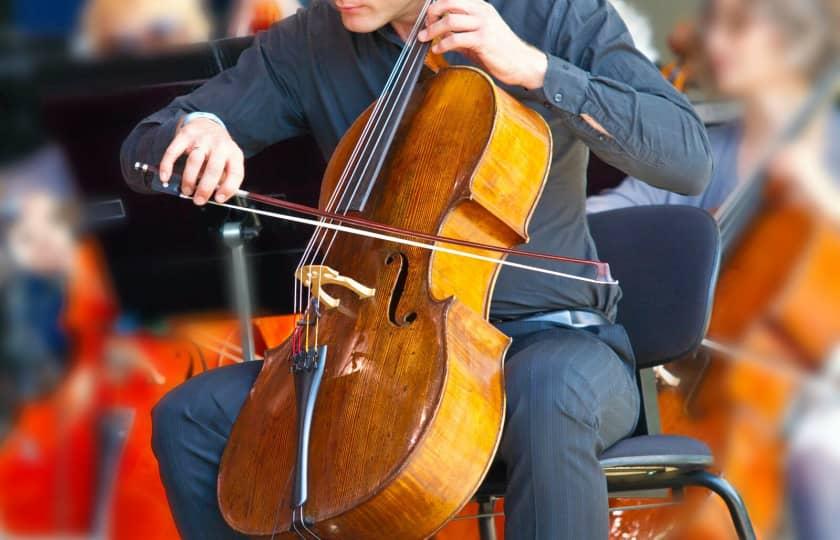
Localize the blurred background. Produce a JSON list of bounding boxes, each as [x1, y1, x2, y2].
[[0, 0, 837, 539]]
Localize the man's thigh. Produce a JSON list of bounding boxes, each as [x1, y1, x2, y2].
[[151, 360, 263, 538], [502, 326, 639, 453]]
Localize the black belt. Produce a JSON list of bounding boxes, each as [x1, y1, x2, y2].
[[493, 309, 611, 329]]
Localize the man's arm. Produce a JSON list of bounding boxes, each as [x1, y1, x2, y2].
[[420, 0, 713, 196], [120, 14, 308, 203], [536, 0, 712, 195]]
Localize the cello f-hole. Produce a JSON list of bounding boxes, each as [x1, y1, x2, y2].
[[385, 252, 415, 327]]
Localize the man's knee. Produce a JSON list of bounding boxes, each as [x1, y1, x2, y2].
[[151, 362, 262, 459], [151, 386, 189, 457]]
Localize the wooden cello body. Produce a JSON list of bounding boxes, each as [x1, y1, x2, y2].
[[218, 66, 552, 538]]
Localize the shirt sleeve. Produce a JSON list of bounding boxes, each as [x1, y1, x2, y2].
[[586, 176, 671, 214], [120, 14, 309, 193], [533, 0, 712, 196]]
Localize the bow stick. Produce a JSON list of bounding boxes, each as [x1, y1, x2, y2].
[[134, 162, 618, 286]]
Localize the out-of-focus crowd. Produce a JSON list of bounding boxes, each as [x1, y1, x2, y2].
[[0, 2, 306, 538], [0, 0, 305, 438], [0, 0, 838, 539], [78, 0, 305, 55]]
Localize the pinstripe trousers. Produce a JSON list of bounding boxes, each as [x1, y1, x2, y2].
[[494, 323, 640, 539], [151, 323, 639, 539]]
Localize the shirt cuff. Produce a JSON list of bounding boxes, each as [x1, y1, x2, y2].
[[183, 111, 227, 131], [537, 54, 590, 115]]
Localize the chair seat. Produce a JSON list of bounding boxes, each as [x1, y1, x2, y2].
[[599, 434, 713, 470], [474, 435, 713, 499]]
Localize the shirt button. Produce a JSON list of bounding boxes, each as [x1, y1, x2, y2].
[[553, 93, 564, 104], [598, 135, 606, 142]]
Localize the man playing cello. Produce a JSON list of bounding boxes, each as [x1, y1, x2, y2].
[[121, 0, 712, 538]]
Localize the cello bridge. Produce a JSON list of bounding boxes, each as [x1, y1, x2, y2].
[[295, 265, 375, 310]]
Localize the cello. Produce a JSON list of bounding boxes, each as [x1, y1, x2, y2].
[[677, 67, 840, 539], [606, 66, 840, 540], [215, 0, 552, 534]]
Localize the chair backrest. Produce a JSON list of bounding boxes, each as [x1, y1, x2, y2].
[[588, 206, 721, 368]]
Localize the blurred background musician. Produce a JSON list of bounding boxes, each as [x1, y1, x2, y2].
[[76, 0, 301, 56], [589, 0, 839, 539], [0, 70, 79, 438], [659, 19, 703, 93], [78, 0, 213, 56], [589, 0, 838, 216], [0, 147, 78, 440]]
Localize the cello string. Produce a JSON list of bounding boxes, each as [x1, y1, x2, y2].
[[191, 196, 619, 285], [297, 0, 432, 280], [296, 5, 428, 263], [297, 506, 322, 540], [294, 56, 420, 349], [292, 38, 415, 325], [291, 45, 413, 351], [306, 0, 433, 298], [314, 14, 431, 267], [292, 10, 429, 333], [295, 1, 434, 349], [270, 14, 434, 533], [295, 37, 415, 267]]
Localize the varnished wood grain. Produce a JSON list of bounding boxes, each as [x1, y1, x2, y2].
[[218, 67, 551, 539]]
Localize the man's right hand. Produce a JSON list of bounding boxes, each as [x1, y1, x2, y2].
[[159, 117, 245, 206]]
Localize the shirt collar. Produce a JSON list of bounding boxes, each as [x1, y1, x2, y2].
[[375, 24, 405, 47]]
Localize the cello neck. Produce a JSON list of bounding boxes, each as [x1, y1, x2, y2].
[[338, 2, 435, 213]]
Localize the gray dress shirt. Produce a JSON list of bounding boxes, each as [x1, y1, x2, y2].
[[121, 0, 712, 321]]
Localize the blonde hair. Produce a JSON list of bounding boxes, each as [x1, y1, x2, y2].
[[81, 0, 212, 54]]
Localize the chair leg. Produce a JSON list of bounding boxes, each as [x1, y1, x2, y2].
[[476, 499, 497, 540], [608, 469, 756, 540], [682, 470, 756, 540]]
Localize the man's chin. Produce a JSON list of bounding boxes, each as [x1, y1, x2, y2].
[[339, 13, 384, 33]]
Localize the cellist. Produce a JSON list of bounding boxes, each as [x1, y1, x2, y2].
[[120, 1, 712, 538]]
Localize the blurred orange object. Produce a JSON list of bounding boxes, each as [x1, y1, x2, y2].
[[251, 0, 283, 32], [0, 239, 296, 538], [660, 20, 702, 92]]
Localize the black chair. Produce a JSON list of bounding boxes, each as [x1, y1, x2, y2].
[[473, 206, 756, 540]]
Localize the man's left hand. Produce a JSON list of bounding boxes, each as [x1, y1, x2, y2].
[[419, 0, 547, 90]]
